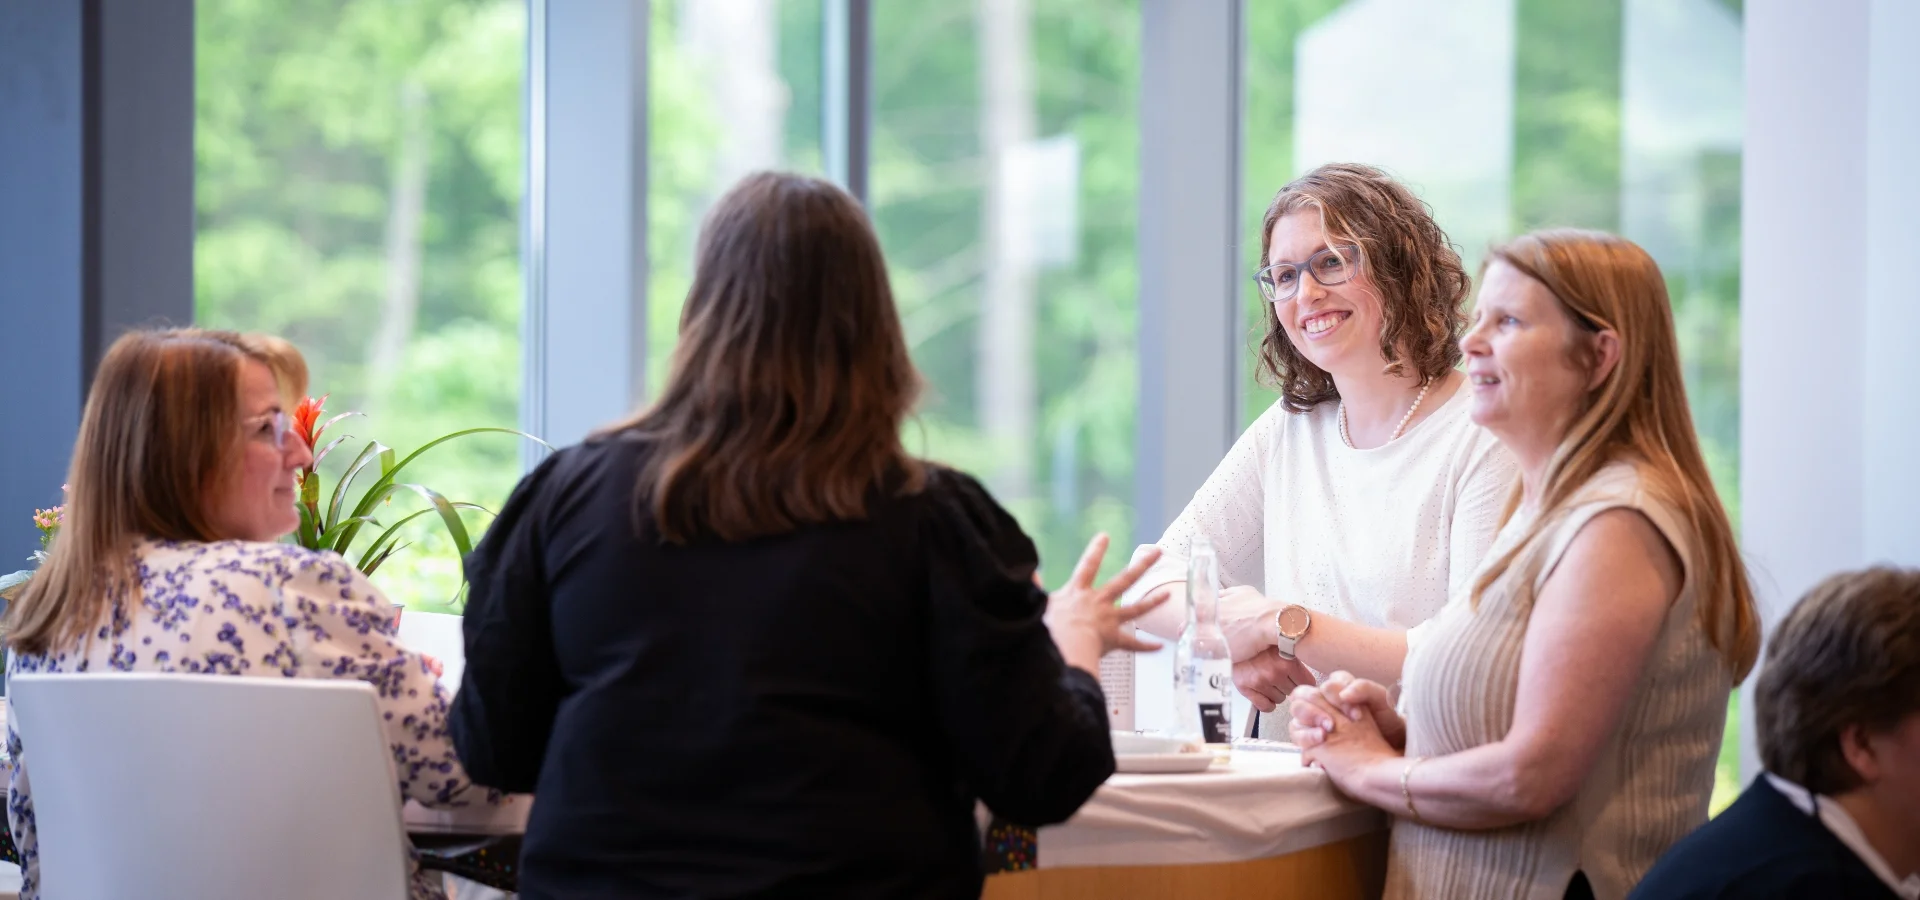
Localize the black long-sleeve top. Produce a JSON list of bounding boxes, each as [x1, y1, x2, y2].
[[448, 433, 1115, 899]]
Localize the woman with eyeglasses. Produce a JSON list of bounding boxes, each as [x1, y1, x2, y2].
[[4, 328, 495, 900], [1122, 163, 1517, 733]]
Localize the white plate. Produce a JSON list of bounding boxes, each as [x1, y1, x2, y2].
[[1110, 731, 1202, 755], [1115, 752, 1215, 774]]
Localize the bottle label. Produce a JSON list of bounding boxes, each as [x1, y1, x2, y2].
[[1198, 703, 1230, 744], [1195, 658, 1232, 743]]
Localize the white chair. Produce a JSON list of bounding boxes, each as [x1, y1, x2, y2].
[[9, 673, 411, 900]]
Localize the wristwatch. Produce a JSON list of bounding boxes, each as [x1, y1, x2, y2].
[[1274, 604, 1312, 661]]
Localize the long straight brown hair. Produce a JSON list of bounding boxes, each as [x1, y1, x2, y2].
[[604, 172, 925, 544], [8, 329, 308, 655], [1472, 230, 1760, 681]]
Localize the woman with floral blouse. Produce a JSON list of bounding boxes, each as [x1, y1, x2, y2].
[[3, 328, 493, 900]]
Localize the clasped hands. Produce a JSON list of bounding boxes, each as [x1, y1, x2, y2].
[[1286, 670, 1406, 786]]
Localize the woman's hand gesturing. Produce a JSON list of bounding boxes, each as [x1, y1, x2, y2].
[[1044, 535, 1167, 675]]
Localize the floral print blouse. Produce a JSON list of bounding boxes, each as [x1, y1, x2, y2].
[[4, 539, 493, 900]]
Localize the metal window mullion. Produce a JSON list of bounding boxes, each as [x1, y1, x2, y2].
[[1135, 0, 1244, 543], [521, 0, 550, 470], [523, 0, 649, 459], [628, 0, 651, 405], [824, 0, 872, 204]]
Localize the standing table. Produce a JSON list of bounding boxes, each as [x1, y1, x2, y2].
[[984, 750, 1389, 899]]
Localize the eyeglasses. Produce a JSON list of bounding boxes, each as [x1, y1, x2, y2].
[[1254, 244, 1363, 303], [245, 410, 292, 450]]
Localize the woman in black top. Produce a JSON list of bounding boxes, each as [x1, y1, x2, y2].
[[449, 172, 1166, 900]]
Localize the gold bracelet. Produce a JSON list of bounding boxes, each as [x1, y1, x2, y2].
[[1400, 756, 1427, 824]]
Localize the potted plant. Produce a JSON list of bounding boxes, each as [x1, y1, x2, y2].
[[1, 400, 544, 618], [286, 394, 546, 615]]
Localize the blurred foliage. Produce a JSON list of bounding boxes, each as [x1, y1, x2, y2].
[[195, 0, 526, 604], [869, 0, 1142, 579]]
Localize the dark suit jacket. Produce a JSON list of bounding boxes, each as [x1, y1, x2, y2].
[[448, 434, 1115, 900], [1630, 778, 1899, 899]]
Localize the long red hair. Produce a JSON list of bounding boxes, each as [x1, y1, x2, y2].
[[1472, 230, 1759, 680]]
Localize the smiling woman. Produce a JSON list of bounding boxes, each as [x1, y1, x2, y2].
[[1285, 229, 1759, 900], [4, 328, 497, 900], [1120, 163, 1518, 737]]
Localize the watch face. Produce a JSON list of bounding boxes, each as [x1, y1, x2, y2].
[[1277, 606, 1310, 638]]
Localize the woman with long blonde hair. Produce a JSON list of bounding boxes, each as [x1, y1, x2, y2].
[[1286, 229, 1760, 900], [5, 328, 493, 900]]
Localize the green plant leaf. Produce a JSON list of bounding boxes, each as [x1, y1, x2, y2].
[[353, 501, 491, 573], [296, 500, 319, 550], [328, 441, 388, 534], [364, 483, 473, 605], [338, 427, 546, 550], [354, 509, 434, 570], [316, 515, 382, 554], [361, 541, 411, 577], [391, 483, 472, 554], [314, 410, 362, 447], [311, 433, 354, 471]]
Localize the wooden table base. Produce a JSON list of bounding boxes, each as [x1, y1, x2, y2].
[[982, 831, 1388, 900]]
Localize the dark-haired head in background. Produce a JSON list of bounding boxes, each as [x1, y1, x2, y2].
[[1632, 566, 1920, 900]]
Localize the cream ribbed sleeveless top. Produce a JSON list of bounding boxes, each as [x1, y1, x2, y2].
[[1388, 462, 1732, 900]]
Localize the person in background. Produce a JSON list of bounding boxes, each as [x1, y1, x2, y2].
[[448, 171, 1165, 900], [1631, 566, 1920, 900], [1123, 163, 1517, 730], [1287, 229, 1761, 900], [4, 328, 492, 900]]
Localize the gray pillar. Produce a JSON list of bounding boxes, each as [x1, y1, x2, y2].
[[1135, 0, 1244, 541], [1132, 0, 1244, 734], [0, 0, 194, 554], [522, 0, 650, 460], [822, 0, 872, 204]]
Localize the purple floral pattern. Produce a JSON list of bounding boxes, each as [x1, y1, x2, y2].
[[4, 539, 497, 900]]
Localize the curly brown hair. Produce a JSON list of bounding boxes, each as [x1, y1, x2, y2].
[[1255, 163, 1471, 413]]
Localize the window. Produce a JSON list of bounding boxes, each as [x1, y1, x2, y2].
[[194, 0, 527, 605], [871, 0, 1142, 578], [1243, 0, 1744, 809], [646, 0, 826, 395]]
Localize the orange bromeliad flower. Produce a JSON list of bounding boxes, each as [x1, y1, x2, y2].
[[291, 395, 331, 524], [292, 394, 329, 452]]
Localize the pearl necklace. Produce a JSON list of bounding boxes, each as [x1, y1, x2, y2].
[[1339, 380, 1432, 449]]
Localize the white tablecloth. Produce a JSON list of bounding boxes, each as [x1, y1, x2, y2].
[[1037, 750, 1387, 868]]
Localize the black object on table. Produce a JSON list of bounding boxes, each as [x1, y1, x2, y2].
[[414, 833, 521, 893], [0, 817, 513, 893]]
